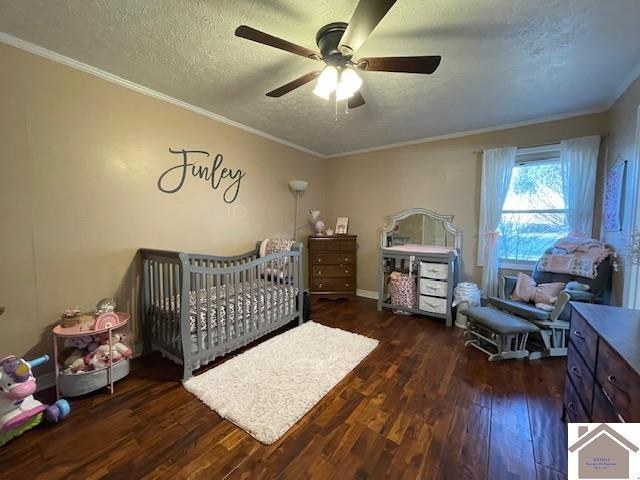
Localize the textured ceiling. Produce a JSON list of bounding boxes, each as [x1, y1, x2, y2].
[[1, 0, 640, 156]]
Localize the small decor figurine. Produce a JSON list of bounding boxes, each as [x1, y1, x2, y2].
[[326, 228, 335, 236], [309, 210, 326, 235], [96, 298, 116, 314]]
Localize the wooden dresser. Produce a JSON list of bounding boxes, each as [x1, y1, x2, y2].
[[563, 302, 640, 423], [308, 235, 357, 300]]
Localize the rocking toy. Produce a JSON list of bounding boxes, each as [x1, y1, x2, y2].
[[0, 354, 70, 446]]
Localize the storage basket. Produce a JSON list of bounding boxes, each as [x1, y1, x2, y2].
[[388, 271, 417, 315], [58, 359, 130, 397]]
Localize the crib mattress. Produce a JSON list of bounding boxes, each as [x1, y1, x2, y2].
[[155, 281, 298, 350]]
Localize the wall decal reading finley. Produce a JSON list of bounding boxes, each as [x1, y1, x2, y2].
[[157, 148, 246, 203]]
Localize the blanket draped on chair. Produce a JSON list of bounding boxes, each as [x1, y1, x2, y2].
[[538, 237, 611, 279]]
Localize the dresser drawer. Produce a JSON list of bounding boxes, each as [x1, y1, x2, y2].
[[569, 309, 598, 372], [592, 384, 622, 423], [312, 278, 354, 291], [564, 375, 590, 423], [567, 340, 594, 413], [312, 265, 354, 278], [311, 254, 355, 265], [596, 340, 640, 422], [419, 279, 448, 298], [309, 240, 356, 253], [419, 262, 448, 280], [418, 295, 447, 315]]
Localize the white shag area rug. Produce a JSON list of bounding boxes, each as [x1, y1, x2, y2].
[[183, 321, 378, 444]]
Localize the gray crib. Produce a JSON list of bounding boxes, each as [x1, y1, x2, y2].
[[140, 242, 304, 380]]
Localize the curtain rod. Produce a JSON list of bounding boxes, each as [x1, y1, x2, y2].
[[474, 134, 608, 155], [473, 141, 558, 155]]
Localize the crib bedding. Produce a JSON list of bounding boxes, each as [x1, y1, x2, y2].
[[154, 281, 298, 350]]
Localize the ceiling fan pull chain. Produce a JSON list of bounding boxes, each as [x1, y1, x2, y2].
[[334, 96, 339, 121]]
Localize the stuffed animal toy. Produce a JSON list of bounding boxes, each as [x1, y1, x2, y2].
[[85, 345, 113, 370], [110, 333, 132, 359], [63, 350, 87, 373], [91, 332, 131, 359]]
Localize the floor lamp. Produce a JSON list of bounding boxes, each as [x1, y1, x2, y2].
[[289, 180, 308, 240]]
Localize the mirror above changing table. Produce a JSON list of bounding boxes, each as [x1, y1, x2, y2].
[[378, 208, 462, 326]]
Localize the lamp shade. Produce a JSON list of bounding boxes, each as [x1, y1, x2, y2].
[[289, 180, 309, 192]]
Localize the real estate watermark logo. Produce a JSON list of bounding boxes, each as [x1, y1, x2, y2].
[[568, 423, 640, 479]]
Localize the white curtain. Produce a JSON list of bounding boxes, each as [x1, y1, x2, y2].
[[478, 147, 517, 297], [560, 136, 601, 237]]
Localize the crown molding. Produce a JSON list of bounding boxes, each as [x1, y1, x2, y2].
[[1, 31, 628, 160], [606, 58, 640, 109], [0, 32, 325, 159], [324, 107, 608, 158]]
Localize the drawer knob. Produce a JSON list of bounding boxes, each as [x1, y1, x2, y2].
[[318, 270, 322, 275], [345, 270, 349, 274], [346, 283, 350, 287], [319, 283, 323, 288], [566, 402, 579, 416], [607, 375, 629, 393], [570, 366, 582, 378], [344, 258, 349, 262], [318, 258, 322, 263], [573, 330, 585, 340]]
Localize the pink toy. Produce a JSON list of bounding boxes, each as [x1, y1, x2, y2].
[[85, 345, 114, 370], [0, 355, 70, 446], [94, 312, 120, 330]]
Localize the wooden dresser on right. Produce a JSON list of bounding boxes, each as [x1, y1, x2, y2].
[[564, 302, 640, 423]]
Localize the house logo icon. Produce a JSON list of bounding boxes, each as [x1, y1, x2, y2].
[[568, 424, 639, 479]]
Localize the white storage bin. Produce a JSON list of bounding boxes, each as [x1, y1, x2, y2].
[[419, 295, 447, 314], [419, 279, 448, 298], [419, 262, 448, 280]]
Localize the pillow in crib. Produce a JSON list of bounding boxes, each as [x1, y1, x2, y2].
[[260, 238, 295, 279]]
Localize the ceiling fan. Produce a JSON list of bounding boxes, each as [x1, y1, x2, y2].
[[235, 0, 441, 110]]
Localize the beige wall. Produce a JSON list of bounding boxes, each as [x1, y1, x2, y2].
[[1, 38, 634, 369], [0, 43, 326, 363], [602, 76, 640, 305], [325, 113, 609, 293]]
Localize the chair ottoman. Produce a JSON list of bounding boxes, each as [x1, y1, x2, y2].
[[461, 306, 539, 361]]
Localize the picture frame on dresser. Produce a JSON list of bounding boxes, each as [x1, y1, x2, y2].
[[377, 208, 462, 326], [335, 217, 349, 235]]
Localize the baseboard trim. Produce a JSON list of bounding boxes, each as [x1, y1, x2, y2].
[[356, 289, 379, 300], [36, 342, 144, 392]]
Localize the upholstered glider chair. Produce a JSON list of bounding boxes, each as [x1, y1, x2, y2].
[[488, 257, 613, 358]]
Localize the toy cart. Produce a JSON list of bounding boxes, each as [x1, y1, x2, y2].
[[52, 313, 131, 398]]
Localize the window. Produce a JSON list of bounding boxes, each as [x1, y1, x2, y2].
[[497, 152, 568, 263]]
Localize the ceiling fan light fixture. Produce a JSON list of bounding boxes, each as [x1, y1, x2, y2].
[[340, 67, 362, 94], [335, 81, 355, 101], [313, 66, 338, 99]]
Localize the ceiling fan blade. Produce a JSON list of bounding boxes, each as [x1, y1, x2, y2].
[[348, 91, 365, 109], [235, 26, 320, 60], [357, 56, 441, 74], [339, 0, 397, 55], [266, 71, 321, 97]]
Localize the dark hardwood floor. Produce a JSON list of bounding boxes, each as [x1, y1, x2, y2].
[[0, 298, 568, 479]]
